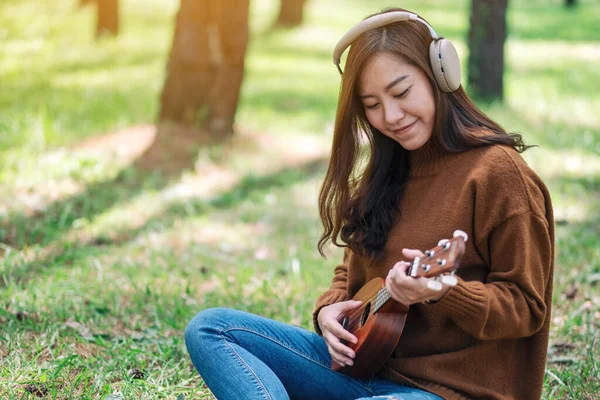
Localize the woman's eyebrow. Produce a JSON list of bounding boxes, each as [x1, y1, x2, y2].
[[385, 75, 409, 91], [359, 75, 409, 99]]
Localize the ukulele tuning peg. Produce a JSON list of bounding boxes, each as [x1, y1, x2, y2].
[[441, 275, 458, 286], [437, 239, 449, 247], [427, 279, 443, 291], [453, 230, 469, 241]]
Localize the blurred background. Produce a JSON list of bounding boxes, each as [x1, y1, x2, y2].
[[0, 0, 599, 398]]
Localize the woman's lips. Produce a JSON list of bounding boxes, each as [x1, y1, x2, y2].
[[391, 120, 417, 135]]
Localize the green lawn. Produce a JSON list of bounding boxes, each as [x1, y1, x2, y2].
[[1, 0, 599, 398]]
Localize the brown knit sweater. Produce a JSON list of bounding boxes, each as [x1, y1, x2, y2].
[[313, 142, 555, 400]]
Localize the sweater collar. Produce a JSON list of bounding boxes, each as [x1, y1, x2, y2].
[[408, 139, 455, 177]]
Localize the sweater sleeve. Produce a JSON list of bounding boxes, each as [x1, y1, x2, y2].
[[433, 211, 553, 340], [312, 248, 350, 335]]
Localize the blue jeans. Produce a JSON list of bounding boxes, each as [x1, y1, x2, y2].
[[185, 308, 442, 400]]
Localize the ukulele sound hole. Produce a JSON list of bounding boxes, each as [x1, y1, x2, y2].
[[360, 302, 371, 328]]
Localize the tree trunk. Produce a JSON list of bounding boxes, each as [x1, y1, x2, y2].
[[96, 0, 119, 38], [274, 0, 307, 28], [159, 0, 249, 139], [207, 1, 250, 134], [467, 0, 507, 101], [565, 0, 576, 7]]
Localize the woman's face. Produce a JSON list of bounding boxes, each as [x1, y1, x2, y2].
[[357, 52, 435, 151]]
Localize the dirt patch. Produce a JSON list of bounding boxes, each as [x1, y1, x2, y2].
[[73, 124, 156, 160]]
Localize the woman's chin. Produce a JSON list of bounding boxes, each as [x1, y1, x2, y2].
[[398, 138, 427, 151]]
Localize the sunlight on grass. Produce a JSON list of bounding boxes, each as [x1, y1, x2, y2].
[[1, 0, 599, 398]]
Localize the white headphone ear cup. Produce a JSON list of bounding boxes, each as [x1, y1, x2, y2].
[[429, 38, 461, 92]]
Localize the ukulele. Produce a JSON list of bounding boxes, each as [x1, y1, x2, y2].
[[332, 230, 468, 379]]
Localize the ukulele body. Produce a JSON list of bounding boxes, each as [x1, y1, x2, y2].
[[332, 277, 409, 379]]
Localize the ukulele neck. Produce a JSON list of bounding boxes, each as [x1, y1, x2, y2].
[[373, 287, 392, 313]]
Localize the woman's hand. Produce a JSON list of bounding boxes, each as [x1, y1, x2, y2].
[[385, 248, 451, 305], [317, 300, 362, 367]]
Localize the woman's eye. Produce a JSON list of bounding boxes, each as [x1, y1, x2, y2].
[[365, 103, 379, 110], [395, 87, 411, 99]]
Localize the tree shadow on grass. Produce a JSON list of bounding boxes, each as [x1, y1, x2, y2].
[[0, 122, 212, 250], [112, 156, 328, 242], [1, 148, 328, 288]]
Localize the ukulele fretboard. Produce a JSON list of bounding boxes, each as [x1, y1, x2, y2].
[[373, 287, 391, 313]]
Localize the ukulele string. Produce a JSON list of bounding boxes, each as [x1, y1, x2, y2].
[[342, 290, 381, 330], [342, 276, 401, 331]]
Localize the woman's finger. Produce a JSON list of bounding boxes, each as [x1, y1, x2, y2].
[[402, 248, 425, 259], [322, 311, 358, 344], [322, 322, 357, 351], [392, 261, 409, 279], [332, 351, 353, 367], [323, 333, 354, 366], [324, 342, 346, 366], [337, 299, 363, 312], [334, 325, 358, 344], [331, 339, 355, 359]]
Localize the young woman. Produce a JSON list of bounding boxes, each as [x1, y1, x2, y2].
[[185, 7, 554, 400]]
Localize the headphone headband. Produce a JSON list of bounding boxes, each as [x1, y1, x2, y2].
[[333, 11, 440, 75]]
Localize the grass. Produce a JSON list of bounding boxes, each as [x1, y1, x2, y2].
[[1, 0, 599, 398]]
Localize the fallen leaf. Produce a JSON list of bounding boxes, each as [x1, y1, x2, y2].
[[128, 368, 145, 380], [64, 318, 94, 341], [15, 311, 30, 322], [547, 356, 580, 364], [548, 342, 576, 356], [564, 285, 578, 300], [23, 384, 48, 397], [587, 273, 600, 284]]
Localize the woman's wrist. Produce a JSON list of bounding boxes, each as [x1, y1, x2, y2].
[[424, 285, 451, 304]]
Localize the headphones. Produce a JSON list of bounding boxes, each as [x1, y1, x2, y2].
[[333, 11, 461, 93]]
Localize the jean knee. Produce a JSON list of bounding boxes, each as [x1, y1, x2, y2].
[[185, 307, 231, 347]]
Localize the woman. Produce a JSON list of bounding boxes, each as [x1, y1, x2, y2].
[[185, 7, 554, 400]]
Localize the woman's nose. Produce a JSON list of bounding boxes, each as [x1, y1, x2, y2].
[[384, 104, 405, 126]]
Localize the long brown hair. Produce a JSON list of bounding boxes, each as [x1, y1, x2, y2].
[[318, 7, 531, 260]]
